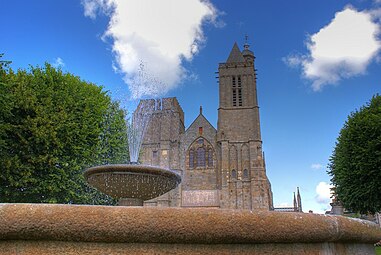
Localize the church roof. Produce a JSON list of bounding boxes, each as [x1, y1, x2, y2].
[[226, 42, 245, 63], [186, 106, 216, 133]]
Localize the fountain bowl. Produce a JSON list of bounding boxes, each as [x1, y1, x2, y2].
[[84, 164, 181, 206]]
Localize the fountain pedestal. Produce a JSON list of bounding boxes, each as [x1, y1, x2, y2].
[[119, 198, 143, 206]]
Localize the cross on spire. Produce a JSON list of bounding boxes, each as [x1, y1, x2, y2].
[[244, 34, 250, 50]]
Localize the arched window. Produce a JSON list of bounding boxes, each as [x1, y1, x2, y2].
[[231, 169, 237, 179], [197, 147, 206, 167], [208, 148, 213, 167], [243, 169, 249, 179], [189, 150, 194, 168]]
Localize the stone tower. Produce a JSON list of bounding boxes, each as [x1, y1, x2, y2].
[[139, 98, 184, 207], [217, 42, 273, 210]]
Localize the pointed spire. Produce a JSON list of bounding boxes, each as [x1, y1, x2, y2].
[[200, 105, 203, 115], [297, 187, 302, 212], [293, 192, 297, 211], [226, 42, 245, 63]]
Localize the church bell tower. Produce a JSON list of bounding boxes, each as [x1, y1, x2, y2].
[[217, 40, 273, 210]]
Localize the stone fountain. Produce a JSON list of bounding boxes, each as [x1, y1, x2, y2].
[[84, 164, 181, 206], [1, 204, 381, 254], [84, 99, 181, 206], [0, 102, 380, 255]]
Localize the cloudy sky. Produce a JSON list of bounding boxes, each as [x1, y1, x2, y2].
[[2, 0, 381, 213]]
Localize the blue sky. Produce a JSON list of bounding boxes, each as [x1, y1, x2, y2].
[[1, 0, 380, 213]]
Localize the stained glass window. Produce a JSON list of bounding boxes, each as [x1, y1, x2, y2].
[[189, 150, 194, 168], [208, 148, 213, 167], [197, 147, 206, 167]]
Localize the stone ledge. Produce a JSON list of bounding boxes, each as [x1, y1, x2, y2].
[[0, 204, 380, 244], [0, 241, 376, 255]]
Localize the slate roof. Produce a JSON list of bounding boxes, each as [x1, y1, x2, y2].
[[226, 42, 245, 63]]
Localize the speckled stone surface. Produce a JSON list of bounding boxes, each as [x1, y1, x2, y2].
[[0, 241, 376, 255], [0, 204, 380, 254], [84, 164, 181, 200]]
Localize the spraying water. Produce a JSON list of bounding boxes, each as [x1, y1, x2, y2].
[[126, 62, 156, 163], [127, 101, 153, 163]]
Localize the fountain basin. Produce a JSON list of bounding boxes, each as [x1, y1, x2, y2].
[[1, 204, 380, 254], [84, 164, 181, 205]]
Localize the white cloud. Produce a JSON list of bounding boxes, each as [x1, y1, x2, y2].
[[82, 0, 220, 99], [285, 6, 381, 91], [82, 0, 115, 20], [315, 181, 333, 204], [282, 54, 304, 68], [311, 163, 323, 170], [52, 57, 65, 68]]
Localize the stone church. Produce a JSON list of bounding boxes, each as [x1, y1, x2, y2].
[[135, 42, 274, 211]]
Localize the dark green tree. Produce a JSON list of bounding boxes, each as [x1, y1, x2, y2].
[[0, 53, 12, 71], [328, 95, 381, 214], [0, 63, 129, 204]]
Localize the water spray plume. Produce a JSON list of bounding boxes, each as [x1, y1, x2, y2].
[[129, 61, 165, 100], [127, 100, 153, 163]]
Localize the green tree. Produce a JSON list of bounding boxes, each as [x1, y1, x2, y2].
[[96, 101, 129, 165], [328, 95, 381, 214], [0, 63, 129, 204], [0, 53, 12, 71]]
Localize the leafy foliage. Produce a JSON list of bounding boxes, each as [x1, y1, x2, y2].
[[0, 63, 129, 204], [328, 95, 381, 214], [0, 53, 12, 71]]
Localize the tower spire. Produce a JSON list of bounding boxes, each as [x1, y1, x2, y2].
[[297, 187, 302, 212], [226, 42, 245, 63], [241, 35, 254, 64], [244, 34, 250, 50]]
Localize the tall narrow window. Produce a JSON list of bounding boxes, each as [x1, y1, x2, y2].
[[197, 147, 206, 167], [243, 169, 249, 179], [232, 76, 237, 106], [238, 75, 242, 106], [189, 150, 194, 168], [231, 169, 237, 179], [208, 148, 213, 167]]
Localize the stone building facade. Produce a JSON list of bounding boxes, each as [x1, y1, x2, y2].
[[136, 42, 274, 210]]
